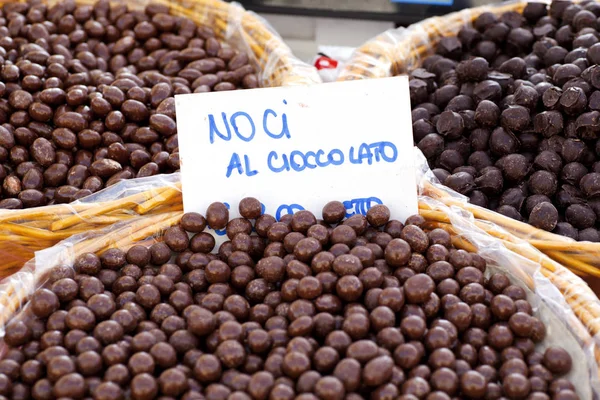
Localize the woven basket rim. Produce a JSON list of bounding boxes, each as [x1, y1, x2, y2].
[[339, 1, 528, 79]]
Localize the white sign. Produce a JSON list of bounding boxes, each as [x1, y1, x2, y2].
[[175, 76, 418, 228]]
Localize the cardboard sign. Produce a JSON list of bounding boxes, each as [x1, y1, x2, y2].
[[175, 76, 418, 229]]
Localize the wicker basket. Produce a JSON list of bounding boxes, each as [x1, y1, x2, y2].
[[338, 2, 525, 81], [336, 1, 600, 280], [1, 177, 599, 396], [0, 0, 321, 272]]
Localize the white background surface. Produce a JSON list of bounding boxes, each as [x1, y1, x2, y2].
[[175, 76, 418, 224], [258, 13, 394, 62]]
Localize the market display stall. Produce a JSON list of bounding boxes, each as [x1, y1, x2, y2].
[[0, 0, 596, 399]]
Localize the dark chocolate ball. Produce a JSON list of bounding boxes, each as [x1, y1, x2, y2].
[[529, 202, 559, 231]]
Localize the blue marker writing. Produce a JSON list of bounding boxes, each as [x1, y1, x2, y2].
[[230, 112, 255, 142], [349, 142, 398, 165], [263, 101, 290, 139], [267, 148, 344, 173], [343, 197, 383, 217], [276, 203, 305, 221], [226, 153, 258, 178], [208, 100, 291, 143], [208, 112, 231, 143]]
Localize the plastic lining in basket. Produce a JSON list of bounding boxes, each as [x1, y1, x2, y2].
[[0, 173, 183, 278], [335, 0, 600, 278], [0, 148, 599, 396]]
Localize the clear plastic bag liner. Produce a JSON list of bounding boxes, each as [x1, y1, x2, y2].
[[0, 149, 598, 395], [0, 174, 184, 335], [0, 173, 182, 281], [414, 124, 600, 271], [337, 1, 533, 81], [415, 147, 600, 397]]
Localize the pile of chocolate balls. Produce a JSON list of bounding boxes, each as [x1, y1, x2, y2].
[[412, 1, 600, 241], [1, 198, 577, 400], [0, 0, 257, 209]]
